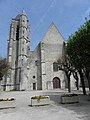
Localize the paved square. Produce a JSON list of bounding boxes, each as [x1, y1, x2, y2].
[[0, 90, 90, 120]]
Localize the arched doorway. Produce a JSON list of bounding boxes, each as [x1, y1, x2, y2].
[[53, 77, 61, 89]]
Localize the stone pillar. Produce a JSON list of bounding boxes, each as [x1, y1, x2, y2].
[[7, 22, 16, 91], [41, 43, 46, 90]]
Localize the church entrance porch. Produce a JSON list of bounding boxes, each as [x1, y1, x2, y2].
[[53, 77, 61, 89]]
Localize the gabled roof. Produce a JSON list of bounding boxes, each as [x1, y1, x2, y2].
[[41, 22, 64, 44]]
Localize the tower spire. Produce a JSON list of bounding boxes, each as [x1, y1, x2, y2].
[[21, 9, 26, 16]]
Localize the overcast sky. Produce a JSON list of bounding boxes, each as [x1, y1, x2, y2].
[[0, 0, 90, 57]]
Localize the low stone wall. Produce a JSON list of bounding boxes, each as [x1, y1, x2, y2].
[[31, 96, 50, 106], [0, 101, 15, 109], [0, 98, 16, 109], [61, 94, 79, 104]]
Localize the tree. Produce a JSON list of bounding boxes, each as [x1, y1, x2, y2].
[[57, 55, 74, 93], [0, 58, 10, 81], [66, 19, 90, 95], [83, 68, 90, 91], [73, 70, 79, 90]]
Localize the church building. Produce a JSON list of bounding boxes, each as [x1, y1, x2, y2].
[[6, 10, 73, 91]]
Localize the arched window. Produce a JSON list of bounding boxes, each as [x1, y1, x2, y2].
[[53, 62, 58, 71]]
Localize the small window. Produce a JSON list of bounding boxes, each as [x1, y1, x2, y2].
[[53, 62, 58, 72], [33, 83, 36, 90]]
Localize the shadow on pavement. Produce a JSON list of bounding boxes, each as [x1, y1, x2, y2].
[[49, 94, 90, 120]]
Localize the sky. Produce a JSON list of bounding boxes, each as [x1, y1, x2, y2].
[[0, 0, 90, 57]]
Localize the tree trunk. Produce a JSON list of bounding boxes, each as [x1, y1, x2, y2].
[[73, 72, 79, 90], [77, 79, 79, 90], [65, 72, 71, 93], [85, 71, 90, 91], [3, 75, 7, 91], [76, 79, 79, 90], [78, 69, 86, 95], [68, 78, 71, 93]]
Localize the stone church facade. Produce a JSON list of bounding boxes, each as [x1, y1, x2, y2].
[[5, 10, 74, 91], [28, 22, 65, 90]]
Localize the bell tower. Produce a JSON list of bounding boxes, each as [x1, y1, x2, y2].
[[7, 10, 30, 91]]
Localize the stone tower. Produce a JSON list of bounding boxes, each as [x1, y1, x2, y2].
[[7, 10, 30, 91]]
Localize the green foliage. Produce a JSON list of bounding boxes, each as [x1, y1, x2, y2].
[[0, 58, 10, 80], [67, 19, 90, 70], [66, 19, 90, 94]]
